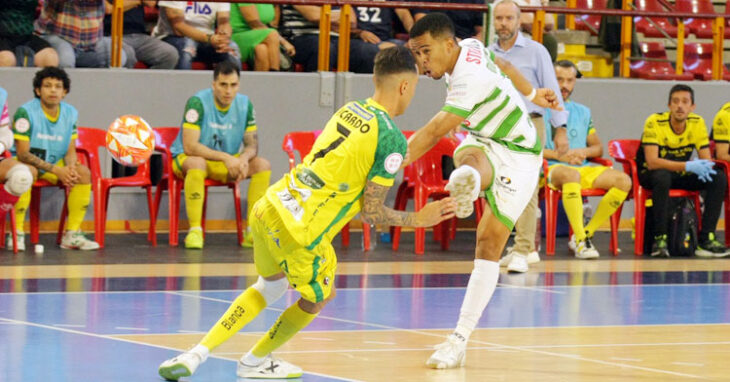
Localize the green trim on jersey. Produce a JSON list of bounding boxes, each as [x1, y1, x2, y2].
[[12, 107, 31, 140], [306, 190, 363, 250], [492, 107, 524, 139], [184, 96, 205, 128], [442, 105, 470, 118], [366, 109, 406, 184]]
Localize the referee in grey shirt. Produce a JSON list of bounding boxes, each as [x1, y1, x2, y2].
[[489, 0, 569, 273]]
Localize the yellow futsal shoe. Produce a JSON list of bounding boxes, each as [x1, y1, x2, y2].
[[237, 354, 303, 379], [158, 351, 204, 381], [241, 228, 254, 248], [184, 228, 204, 249]]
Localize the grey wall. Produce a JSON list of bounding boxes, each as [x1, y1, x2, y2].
[[1, 67, 728, 223]]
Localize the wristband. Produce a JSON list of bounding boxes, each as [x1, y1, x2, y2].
[[526, 88, 537, 102], [206, 33, 213, 44]]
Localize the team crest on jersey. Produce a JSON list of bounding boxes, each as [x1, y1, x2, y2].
[[185, 109, 199, 123], [14, 118, 30, 133], [384, 153, 403, 174]]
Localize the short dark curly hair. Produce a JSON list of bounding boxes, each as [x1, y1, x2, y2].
[[409, 12, 455, 40], [33, 67, 71, 98]]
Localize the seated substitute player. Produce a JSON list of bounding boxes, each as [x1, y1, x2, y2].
[[543, 60, 631, 259], [405, 14, 560, 369], [637, 84, 729, 258], [11, 67, 99, 251], [712, 101, 730, 162], [0, 88, 34, 238], [171, 60, 271, 249], [158, 46, 457, 380]]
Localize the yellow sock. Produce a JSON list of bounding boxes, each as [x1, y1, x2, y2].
[[585, 187, 628, 237], [199, 287, 267, 351], [562, 182, 586, 241], [247, 170, 270, 221], [67, 184, 91, 231], [14, 189, 31, 234], [184, 169, 206, 228], [251, 302, 317, 358]]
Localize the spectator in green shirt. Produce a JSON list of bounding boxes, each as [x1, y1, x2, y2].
[[230, 4, 295, 71]]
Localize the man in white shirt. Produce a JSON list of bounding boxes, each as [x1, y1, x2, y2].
[[153, 1, 240, 69]]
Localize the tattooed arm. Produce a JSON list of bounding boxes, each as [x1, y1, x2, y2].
[[240, 131, 258, 162], [361, 181, 457, 227], [15, 140, 54, 172]]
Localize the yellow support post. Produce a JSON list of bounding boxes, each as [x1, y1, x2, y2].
[[532, 10, 545, 44], [110, 0, 124, 68], [712, 16, 725, 81], [676, 20, 684, 75], [619, 0, 633, 78], [566, 0, 576, 30], [337, 4, 352, 72], [318, 5, 332, 72]]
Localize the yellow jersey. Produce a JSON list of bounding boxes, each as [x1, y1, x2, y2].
[[638, 111, 709, 172], [266, 98, 407, 249], [711, 102, 730, 143]]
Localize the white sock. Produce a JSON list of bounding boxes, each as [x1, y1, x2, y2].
[[240, 351, 265, 367], [451, 165, 481, 200], [190, 344, 209, 362], [454, 259, 499, 341]]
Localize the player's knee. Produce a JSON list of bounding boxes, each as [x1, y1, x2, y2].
[[76, 164, 91, 182], [252, 156, 271, 172], [4, 164, 33, 196], [183, 156, 206, 171], [251, 276, 288, 305], [615, 173, 632, 192]]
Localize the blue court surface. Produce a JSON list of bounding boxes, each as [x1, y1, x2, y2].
[[1, 270, 730, 381]]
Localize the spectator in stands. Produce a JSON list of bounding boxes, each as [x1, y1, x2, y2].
[[171, 61, 270, 249], [11, 67, 100, 251], [230, 3, 295, 71], [490, 0, 568, 273], [279, 4, 379, 73], [34, 0, 134, 68], [0, 0, 59, 67], [638, 84, 729, 258], [153, 1, 240, 70], [0, 87, 34, 249], [413, 0, 483, 41], [354, 1, 414, 49], [103, 1, 178, 69], [712, 102, 730, 162], [543, 61, 631, 259], [514, 0, 557, 61]]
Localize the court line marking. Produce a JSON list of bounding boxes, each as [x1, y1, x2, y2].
[[0, 316, 361, 382], [672, 362, 704, 367], [169, 291, 709, 380], [114, 326, 150, 331], [53, 323, 86, 328], [495, 283, 566, 294]]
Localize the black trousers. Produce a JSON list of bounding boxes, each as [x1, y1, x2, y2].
[[290, 34, 379, 73], [639, 168, 727, 240]]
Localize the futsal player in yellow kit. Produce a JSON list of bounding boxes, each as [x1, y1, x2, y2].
[[158, 46, 457, 380]]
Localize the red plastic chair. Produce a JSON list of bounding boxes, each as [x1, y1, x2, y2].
[[544, 158, 621, 256], [608, 139, 702, 255], [0, 152, 18, 253], [675, 0, 729, 39], [75, 127, 156, 248], [633, 0, 679, 38], [392, 136, 461, 255], [708, 141, 730, 246], [630, 41, 695, 80], [281, 131, 371, 250], [683, 43, 730, 81], [151, 127, 243, 247], [575, 0, 607, 35]]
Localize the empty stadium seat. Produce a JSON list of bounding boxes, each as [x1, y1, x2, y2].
[[634, 0, 679, 38], [630, 41, 694, 80], [574, 0, 607, 35], [675, 0, 730, 39], [683, 43, 730, 80]]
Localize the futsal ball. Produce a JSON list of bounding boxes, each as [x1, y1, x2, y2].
[[106, 115, 155, 167]]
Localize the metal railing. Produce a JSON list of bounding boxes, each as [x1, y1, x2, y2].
[[109, 0, 726, 79]]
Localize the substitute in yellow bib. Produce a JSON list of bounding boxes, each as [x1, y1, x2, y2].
[[637, 84, 729, 258], [170, 60, 271, 249], [158, 46, 457, 380], [712, 101, 730, 162], [542, 61, 631, 260]]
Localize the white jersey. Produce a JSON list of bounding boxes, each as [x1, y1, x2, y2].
[[154, 2, 230, 38], [443, 39, 541, 156]]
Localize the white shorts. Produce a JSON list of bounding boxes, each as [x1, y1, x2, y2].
[[455, 134, 542, 229]]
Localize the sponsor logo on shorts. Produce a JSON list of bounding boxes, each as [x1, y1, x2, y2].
[[499, 176, 511, 185]]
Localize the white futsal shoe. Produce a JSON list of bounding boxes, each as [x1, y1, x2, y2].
[[426, 333, 467, 369], [445, 166, 481, 218], [158, 351, 204, 381], [237, 354, 303, 379]]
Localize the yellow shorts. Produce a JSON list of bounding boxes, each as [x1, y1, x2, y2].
[[37, 159, 66, 184], [250, 197, 337, 303], [172, 153, 239, 182], [547, 164, 610, 190]]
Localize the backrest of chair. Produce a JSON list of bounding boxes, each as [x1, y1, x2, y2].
[[152, 127, 180, 180], [635, 0, 666, 11], [640, 41, 668, 59], [413, 137, 458, 185], [75, 127, 106, 179], [608, 139, 640, 161], [281, 131, 319, 170]]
